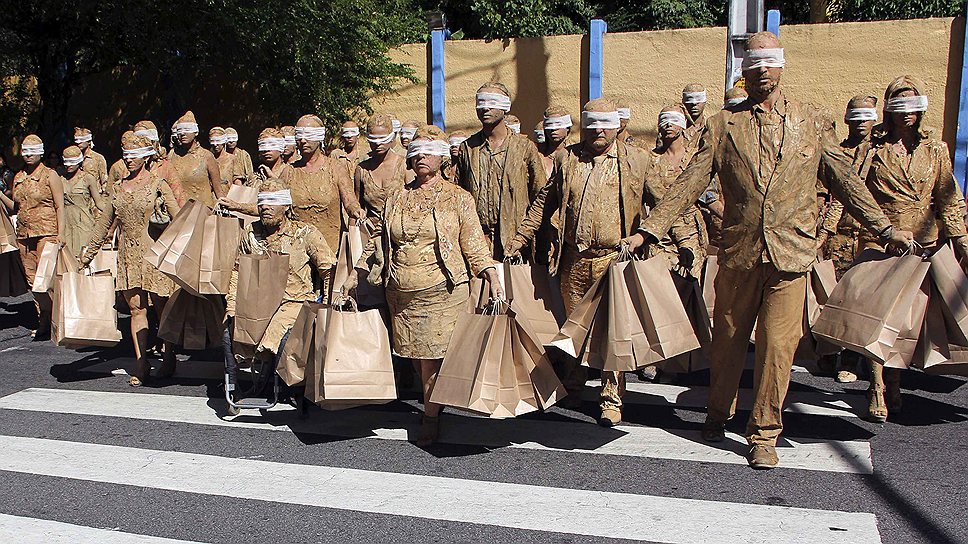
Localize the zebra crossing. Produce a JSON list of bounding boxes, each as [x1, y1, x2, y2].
[[0, 373, 887, 544]]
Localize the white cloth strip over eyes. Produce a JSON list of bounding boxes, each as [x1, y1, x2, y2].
[[21, 144, 44, 156], [658, 111, 688, 129], [257, 190, 293, 206], [341, 127, 360, 137], [507, 123, 521, 134], [224, 133, 239, 143], [209, 135, 229, 145], [258, 138, 287, 152], [476, 92, 512, 111], [449, 136, 468, 147], [294, 126, 327, 141], [845, 107, 878, 121], [391, 120, 401, 132], [534, 131, 546, 143], [581, 110, 621, 130], [122, 146, 156, 159], [885, 95, 928, 113], [366, 132, 395, 145], [726, 97, 747, 107], [399, 128, 417, 139], [616, 108, 631, 120], [742, 48, 785, 70], [175, 122, 199, 134], [134, 129, 160, 141], [74, 134, 93, 143], [682, 91, 707, 104], [406, 139, 451, 158], [543, 114, 573, 129], [284, 136, 297, 146], [62, 155, 84, 167]]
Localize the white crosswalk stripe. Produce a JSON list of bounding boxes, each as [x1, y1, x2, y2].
[[0, 434, 881, 544], [0, 388, 873, 473], [0, 513, 203, 543]]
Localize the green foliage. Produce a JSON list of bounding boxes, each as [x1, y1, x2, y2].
[[596, 0, 726, 32], [435, 0, 594, 39], [0, 0, 423, 142], [831, 0, 965, 21]]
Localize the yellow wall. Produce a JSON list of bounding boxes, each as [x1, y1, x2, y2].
[[377, 17, 964, 146]]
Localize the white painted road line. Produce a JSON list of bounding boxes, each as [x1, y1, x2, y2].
[[0, 435, 882, 544], [584, 380, 863, 418], [0, 513, 203, 543], [0, 388, 873, 473]]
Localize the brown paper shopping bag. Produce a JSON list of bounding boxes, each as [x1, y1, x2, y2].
[[51, 269, 122, 347], [0, 206, 16, 254], [193, 212, 241, 295], [813, 250, 930, 363], [928, 244, 968, 345], [624, 256, 701, 365], [700, 252, 718, 330], [332, 224, 384, 307], [319, 303, 396, 402], [0, 252, 29, 297], [509, 302, 566, 409], [31, 240, 61, 292], [158, 288, 226, 350], [305, 306, 332, 403], [225, 184, 258, 225], [147, 199, 205, 273], [600, 258, 636, 371], [277, 301, 323, 386], [233, 253, 289, 346], [658, 275, 711, 373], [549, 271, 607, 358], [883, 282, 929, 370], [431, 305, 542, 418], [90, 249, 118, 277], [504, 261, 565, 346]]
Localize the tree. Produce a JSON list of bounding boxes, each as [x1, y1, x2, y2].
[[0, 0, 423, 149]]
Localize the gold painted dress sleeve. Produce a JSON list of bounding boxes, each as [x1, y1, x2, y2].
[[457, 190, 498, 276], [85, 200, 116, 256], [930, 141, 968, 238], [305, 224, 337, 272]]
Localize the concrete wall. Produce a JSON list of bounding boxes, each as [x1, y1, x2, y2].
[[377, 17, 965, 147]]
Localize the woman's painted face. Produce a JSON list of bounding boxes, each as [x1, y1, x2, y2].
[[367, 126, 394, 155], [890, 89, 920, 129]]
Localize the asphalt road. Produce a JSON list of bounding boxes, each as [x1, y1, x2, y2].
[[0, 293, 966, 544]]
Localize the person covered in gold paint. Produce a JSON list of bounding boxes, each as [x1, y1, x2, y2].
[[209, 127, 238, 190], [330, 120, 366, 174], [537, 105, 573, 180], [225, 179, 334, 393], [680, 83, 709, 147], [454, 82, 544, 260], [644, 105, 707, 279], [74, 127, 109, 196], [81, 132, 181, 386], [280, 125, 299, 165], [167, 111, 223, 207], [0, 134, 64, 339], [506, 98, 651, 423], [343, 125, 502, 447], [279, 115, 363, 295], [815, 94, 880, 385], [59, 146, 106, 257], [224, 127, 253, 184], [624, 32, 912, 469], [861, 75, 968, 423], [353, 114, 414, 228]]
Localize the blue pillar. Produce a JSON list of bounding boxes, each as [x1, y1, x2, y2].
[[430, 29, 446, 129], [588, 19, 607, 100], [766, 9, 780, 36], [954, 6, 968, 192]]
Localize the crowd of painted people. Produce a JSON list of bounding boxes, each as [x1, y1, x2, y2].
[[6, 30, 964, 469]]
